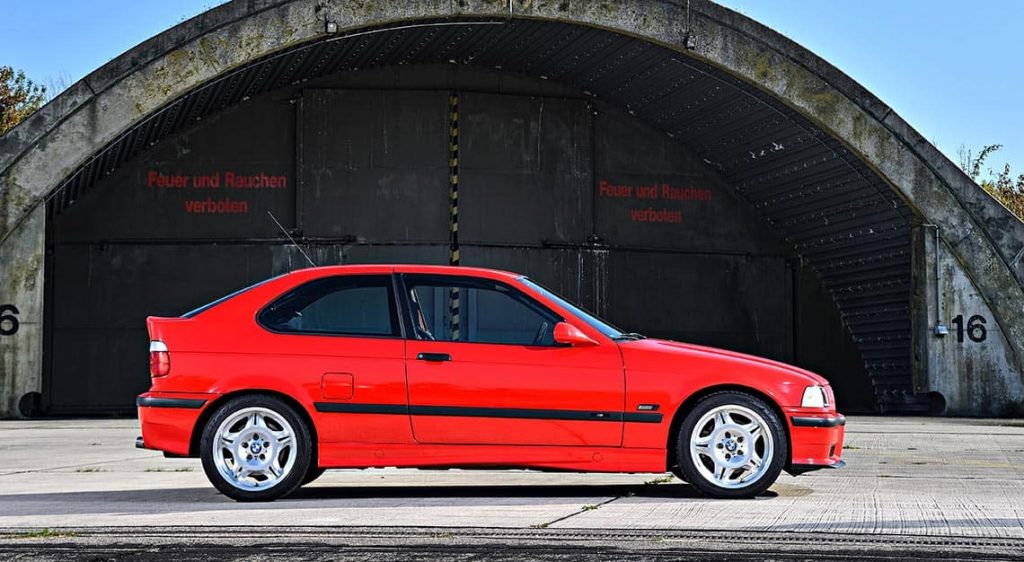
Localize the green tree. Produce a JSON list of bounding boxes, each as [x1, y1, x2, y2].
[[0, 66, 47, 136], [984, 163, 1024, 219], [959, 144, 1024, 220]]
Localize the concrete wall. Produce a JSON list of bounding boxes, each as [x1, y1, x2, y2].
[[914, 226, 1024, 416], [0, 207, 43, 417], [2, 0, 1023, 416]]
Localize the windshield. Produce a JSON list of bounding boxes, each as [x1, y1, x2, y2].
[[519, 277, 626, 339]]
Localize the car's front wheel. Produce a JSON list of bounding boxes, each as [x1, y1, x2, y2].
[[674, 391, 787, 498], [200, 395, 312, 502]]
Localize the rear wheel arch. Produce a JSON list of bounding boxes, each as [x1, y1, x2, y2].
[[665, 384, 791, 472], [189, 390, 319, 460]]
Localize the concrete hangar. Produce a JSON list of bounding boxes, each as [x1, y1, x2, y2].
[[1, 0, 1022, 418]]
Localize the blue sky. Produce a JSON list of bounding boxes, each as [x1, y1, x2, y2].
[[1, 0, 1020, 177]]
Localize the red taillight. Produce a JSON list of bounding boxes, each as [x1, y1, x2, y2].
[[149, 341, 170, 377]]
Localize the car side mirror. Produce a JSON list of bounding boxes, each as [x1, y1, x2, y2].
[[553, 322, 598, 347]]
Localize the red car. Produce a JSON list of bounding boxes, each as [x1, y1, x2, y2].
[[137, 265, 845, 501]]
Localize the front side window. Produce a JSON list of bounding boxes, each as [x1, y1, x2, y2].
[[518, 277, 624, 339], [258, 275, 399, 337], [403, 275, 562, 346]]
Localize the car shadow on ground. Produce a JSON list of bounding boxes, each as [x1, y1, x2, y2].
[[288, 482, 720, 500], [0, 483, 778, 516]]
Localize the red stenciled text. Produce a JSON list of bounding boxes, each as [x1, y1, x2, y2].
[[184, 198, 249, 214], [630, 208, 682, 223], [598, 179, 711, 224], [148, 170, 288, 215]]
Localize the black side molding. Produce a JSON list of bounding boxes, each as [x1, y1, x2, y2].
[[622, 412, 663, 423], [410, 405, 625, 422], [408, 405, 663, 423], [314, 402, 409, 415], [787, 460, 846, 475], [136, 396, 207, 409], [791, 415, 846, 428], [313, 402, 664, 424]]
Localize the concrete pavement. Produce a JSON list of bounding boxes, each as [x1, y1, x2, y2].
[[1, 416, 1023, 559]]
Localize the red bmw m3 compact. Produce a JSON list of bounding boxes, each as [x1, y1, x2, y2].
[[137, 265, 845, 501]]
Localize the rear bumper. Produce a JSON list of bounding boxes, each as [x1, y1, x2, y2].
[[137, 395, 208, 409], [785, 411, 845, 475], [137, 391, 217, 457]]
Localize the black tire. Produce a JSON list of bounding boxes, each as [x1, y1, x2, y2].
[[200, 394, 312, 502], [302, 467, 326, 486], [674, 391, 787, 499]]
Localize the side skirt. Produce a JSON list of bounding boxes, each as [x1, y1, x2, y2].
[[317, 443, 666, 473]]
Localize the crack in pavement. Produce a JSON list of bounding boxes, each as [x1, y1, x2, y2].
[[531, 493, 627, 529]]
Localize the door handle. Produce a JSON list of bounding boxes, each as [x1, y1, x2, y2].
[[416, 352, 452, 362]]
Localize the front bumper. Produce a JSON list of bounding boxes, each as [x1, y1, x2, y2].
[[785, 411, 845, 475], [137, 391, 217, 457]]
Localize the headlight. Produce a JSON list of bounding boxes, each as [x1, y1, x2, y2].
[[801, 385, 828, 408]]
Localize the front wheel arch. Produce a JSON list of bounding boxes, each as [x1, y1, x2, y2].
[[666, 384, 791, 473]]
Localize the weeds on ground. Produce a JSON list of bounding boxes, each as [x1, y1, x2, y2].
[[6, 529, 79, 540], [644, 475, 674, 486]]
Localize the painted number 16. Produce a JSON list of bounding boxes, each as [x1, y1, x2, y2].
[[0, 305, 19, 336], [951, 314, 987, 343]]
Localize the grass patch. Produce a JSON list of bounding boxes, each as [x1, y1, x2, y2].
[[9, 529, 79, 540], [843, 445, 862, 450], [644, 475, 674, 486], [529, 523, 549, 529], [144, 467, 194, 473], [581, 504, 600, 512], [74, 467, 106, 473]]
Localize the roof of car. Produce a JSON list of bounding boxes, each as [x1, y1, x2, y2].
[[287, 264, 522, 281]]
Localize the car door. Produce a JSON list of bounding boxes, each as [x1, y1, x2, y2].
[[401, 273, 625, 447]]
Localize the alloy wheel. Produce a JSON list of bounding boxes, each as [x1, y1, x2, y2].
[[688, 404, 774, 490], [211, 406, 297, 491]]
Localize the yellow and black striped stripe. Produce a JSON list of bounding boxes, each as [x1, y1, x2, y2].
[[448, 93, 461, 340]]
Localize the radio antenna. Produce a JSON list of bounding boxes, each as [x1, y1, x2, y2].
[[268, 211, 316, 268]]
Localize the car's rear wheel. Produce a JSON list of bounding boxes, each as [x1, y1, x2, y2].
[[200, 395, 311, 502], [674, 391, 786, 498]]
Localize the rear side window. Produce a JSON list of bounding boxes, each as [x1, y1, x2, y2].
[[258, 275, 399, 337]]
